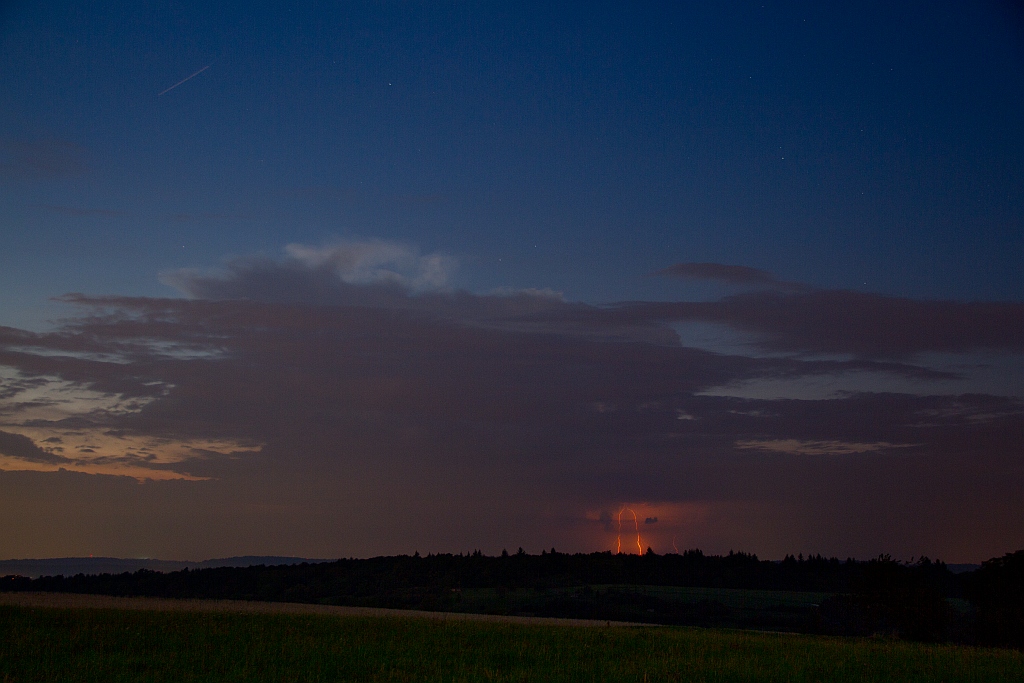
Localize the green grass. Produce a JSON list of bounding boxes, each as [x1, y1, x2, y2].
[[1, 605, 1021, 682], [451, 584, 830, 632], [587, 585, 832, 609], [442, 584, 828, 618]]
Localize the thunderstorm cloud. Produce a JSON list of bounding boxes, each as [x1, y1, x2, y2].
[[0, 249, 1021, 560]]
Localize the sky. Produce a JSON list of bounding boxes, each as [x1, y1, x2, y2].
[[0, 0, 1022, 563]]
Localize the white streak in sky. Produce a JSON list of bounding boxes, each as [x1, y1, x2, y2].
[[158, 65, 211, 96]]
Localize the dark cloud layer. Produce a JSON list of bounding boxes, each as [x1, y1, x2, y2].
[[642, 263, 1024, 358], [168, 257, 1024, 359], [654, 263, 798, 289], [0, 255, 1021, 561], [0, 430, 72, 465], [672, 290, 1024, 358]]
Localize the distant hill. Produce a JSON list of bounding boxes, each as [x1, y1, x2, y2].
[[0, 556, 331, 579], [0, 556, 984, 581]]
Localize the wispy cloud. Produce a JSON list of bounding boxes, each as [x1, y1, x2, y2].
[[284, 241, 455, 291], [654, 262, 802, 289], [735, 439, 917, 456], [161, 240, 458, 302]]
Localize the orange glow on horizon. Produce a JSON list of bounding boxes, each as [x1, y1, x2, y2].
[[588, 501, 711, 555]]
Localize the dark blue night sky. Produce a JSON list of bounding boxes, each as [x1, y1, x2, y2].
[[0, 1, 1021, 562]]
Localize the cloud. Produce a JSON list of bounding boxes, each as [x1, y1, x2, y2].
[[735, 439, 917, 456], [157, 244, 685, 345], [284, 241, 455, 290], [642, 263, 1024, 358], [0, 253, 1022, 559], [0, 429, 73, 465], [654, 262, 799, 289], [7, 291, 1016, 468], [161, 240, 457, 304], [594, 292, 1024, 360], [486, 287, 565, 301], [165, 248, 1016, 364]]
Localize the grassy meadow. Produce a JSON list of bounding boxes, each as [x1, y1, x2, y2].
[[445, 584, 830, 632], [1, 604, 1022, 682]]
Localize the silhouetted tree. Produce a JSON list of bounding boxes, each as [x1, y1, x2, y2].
[[966, 550, 1024, 648]]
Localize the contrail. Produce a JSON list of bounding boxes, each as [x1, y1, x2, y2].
[[158, 65, 211, 96]]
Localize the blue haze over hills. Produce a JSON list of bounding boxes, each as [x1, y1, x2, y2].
[[0, 556, 330, 579], [0, 555, 980, 580]]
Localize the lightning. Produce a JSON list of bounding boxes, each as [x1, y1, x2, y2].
[[616, 505, 643, 555], [632, 508, 643, 554], [616, 508, 622, 554], [672, 536, 679, 554]]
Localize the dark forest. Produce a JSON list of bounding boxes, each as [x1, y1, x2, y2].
[[5, 548, 1024, 648]]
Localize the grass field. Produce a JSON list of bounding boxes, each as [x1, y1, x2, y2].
[[454, 584, 831, 611], [1, 604, 1022, 682], [449, 584, 831, 631], [592, 585, 832, 609]]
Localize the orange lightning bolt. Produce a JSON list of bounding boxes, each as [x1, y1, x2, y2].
[[617, 507, 622, 554], [616, 505, 643, 555]]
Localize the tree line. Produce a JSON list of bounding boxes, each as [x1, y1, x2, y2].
[[3, 547, 1022, 648]]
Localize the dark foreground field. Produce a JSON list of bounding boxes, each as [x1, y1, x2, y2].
[[1, 601, 1022, 682]]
